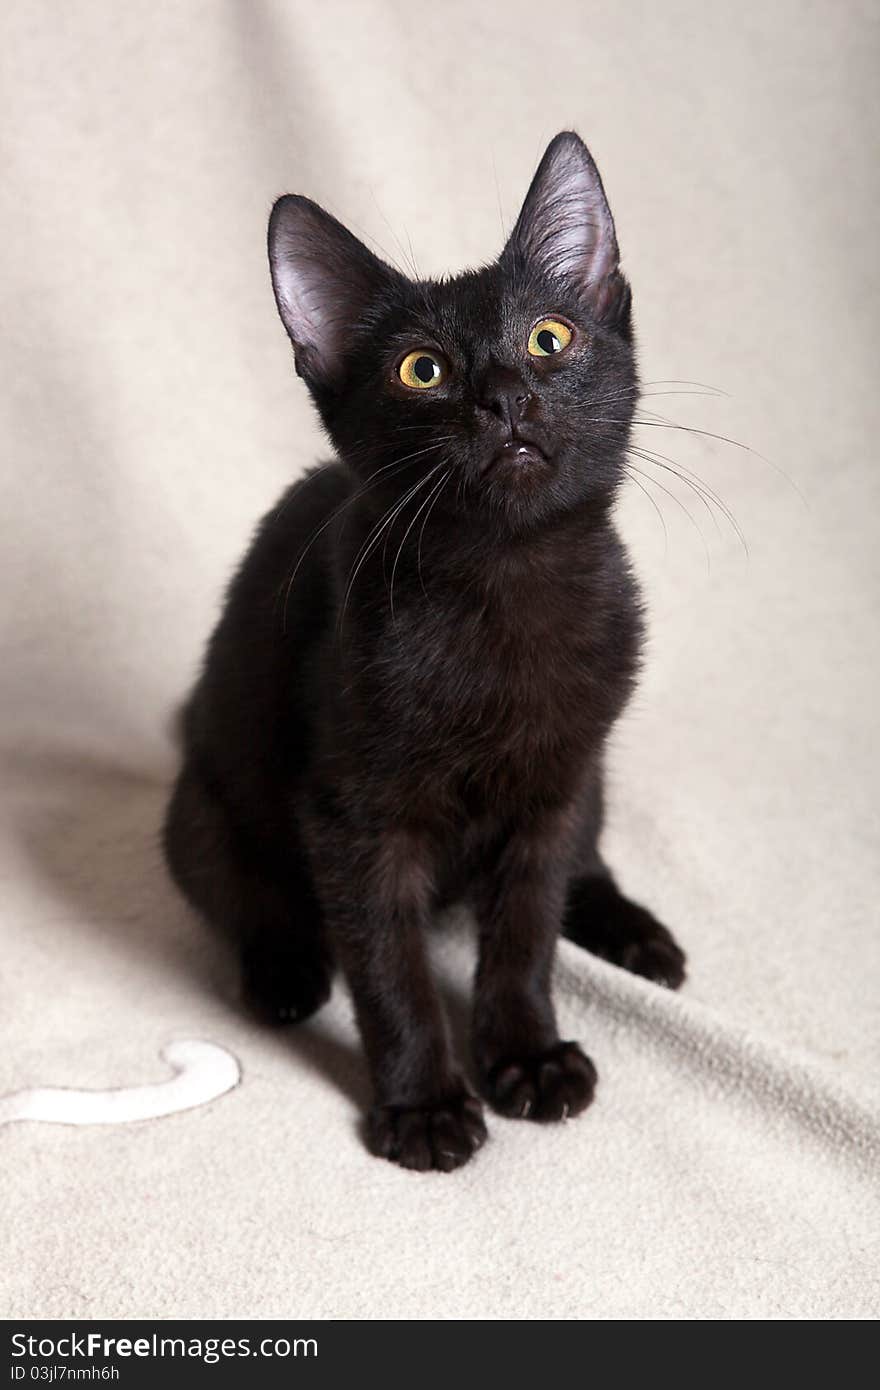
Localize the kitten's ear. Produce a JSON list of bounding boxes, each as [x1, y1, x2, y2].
[[268, 196, 394, 385], [504, 131, 629, 328]]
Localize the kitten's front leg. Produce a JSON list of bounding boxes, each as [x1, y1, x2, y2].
[[302, 812, 487, 1171], [472, 825, 597, 1122]]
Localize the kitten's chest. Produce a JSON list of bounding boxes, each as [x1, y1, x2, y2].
[[371, 569, 635, 807]]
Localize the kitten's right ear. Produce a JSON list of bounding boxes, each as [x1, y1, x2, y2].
[[268, 196, 394, 387]]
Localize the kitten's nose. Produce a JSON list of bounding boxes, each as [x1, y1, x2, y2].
[[477, 367, 533, 432]]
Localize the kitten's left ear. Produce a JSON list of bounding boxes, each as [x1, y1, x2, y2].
[[504, 131, 630, 329]]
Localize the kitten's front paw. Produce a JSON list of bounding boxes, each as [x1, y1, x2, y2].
[[484, 1041, 597, 1122], [367, 1091, 488, 1173]]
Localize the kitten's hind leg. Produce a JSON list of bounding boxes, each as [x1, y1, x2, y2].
[[163, 763, 333, 1024], [562, 874, 686, 989], [240, 905, 333, 1026], [562, 769, 686, 989]]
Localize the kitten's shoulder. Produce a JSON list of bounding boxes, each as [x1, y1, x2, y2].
[[262, 458, 352, 538], [216, 458, 351, 627]]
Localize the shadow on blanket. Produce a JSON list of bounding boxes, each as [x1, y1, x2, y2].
[[6, 745, 375, 1110]]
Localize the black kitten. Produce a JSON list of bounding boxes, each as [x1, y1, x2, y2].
[[163, 131, 686, 1172]]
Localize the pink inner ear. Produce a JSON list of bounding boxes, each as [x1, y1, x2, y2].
[[273, 239, 323, 340], [575, 181, 619, 287]]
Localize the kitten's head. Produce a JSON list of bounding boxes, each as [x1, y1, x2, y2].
[[268, 132, 636, 532]]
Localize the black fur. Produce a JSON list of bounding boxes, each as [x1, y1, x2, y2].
[[163, 132, 686, 1172]]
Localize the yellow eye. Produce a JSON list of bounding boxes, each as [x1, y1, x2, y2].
[[528, 319, 573, 357], [398, 350, 447, 390]]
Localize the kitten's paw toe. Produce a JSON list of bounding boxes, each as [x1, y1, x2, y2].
[[484, 1041, 597, 1122], [242, 944, 332, 1026], [367, 1091, 487, 1173]]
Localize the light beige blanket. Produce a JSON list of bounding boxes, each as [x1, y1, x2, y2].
[[1, 0, 878, 1319]]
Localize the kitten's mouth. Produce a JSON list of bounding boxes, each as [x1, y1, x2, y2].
[[484, 438, 550, 476]]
